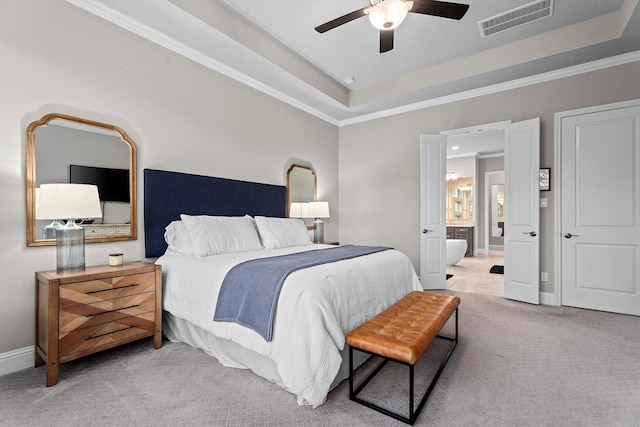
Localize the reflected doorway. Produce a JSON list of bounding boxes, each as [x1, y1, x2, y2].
[[485, 171, 505, 253]]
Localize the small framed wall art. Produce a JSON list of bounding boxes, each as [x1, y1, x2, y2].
[[539, 168, 551, 191]]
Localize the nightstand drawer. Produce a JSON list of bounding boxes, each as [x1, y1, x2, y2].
[[59, 312, 155, 358], [59, 272, 155, 308], [59, 292, 156, 333]]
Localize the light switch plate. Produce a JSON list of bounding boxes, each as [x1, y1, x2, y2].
[[540, 198, 548, 208]]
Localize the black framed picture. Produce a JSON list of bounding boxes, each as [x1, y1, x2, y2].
[[539, 168, 550, 191]]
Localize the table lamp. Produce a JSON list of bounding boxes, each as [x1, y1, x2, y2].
[[289, 202, 309, 219], [36, 183, 102, 273], [306, 201, 330, 244]]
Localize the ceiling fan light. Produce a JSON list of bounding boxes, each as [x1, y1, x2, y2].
[[368, 0, 409, 31]]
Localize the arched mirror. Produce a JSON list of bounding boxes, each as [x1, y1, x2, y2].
[[26, 113, 137, 246], [286, 164, 316, 216]]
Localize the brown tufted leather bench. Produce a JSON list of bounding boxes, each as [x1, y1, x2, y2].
[[346, 291, 460, 425]]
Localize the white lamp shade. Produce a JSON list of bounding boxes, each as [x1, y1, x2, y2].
[[307, 201, 330, 219], [36, 184, 102, 220], [289, 202, 309, 218], [368, 0, 410, 30]]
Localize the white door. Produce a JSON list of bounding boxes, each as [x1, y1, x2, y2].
[[504, 118, 540, 304], [419, 135, 447, 289], [560, 103, 640, 315]]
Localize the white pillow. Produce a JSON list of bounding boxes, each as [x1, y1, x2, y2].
[[254, 216, 312, 249], [164, 220, 193, 255], [179, 214, 264, 257]]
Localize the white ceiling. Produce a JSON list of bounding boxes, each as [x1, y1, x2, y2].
[[70, 0, 639, 131], [446, 128, 506, 157]]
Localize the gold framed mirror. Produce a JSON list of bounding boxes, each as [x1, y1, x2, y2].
[[286, 164, 316, 217], [26, 113, 137, 246]]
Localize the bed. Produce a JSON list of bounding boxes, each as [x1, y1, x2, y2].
[[144, 168, 421, 407]]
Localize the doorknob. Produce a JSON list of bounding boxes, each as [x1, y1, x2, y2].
[[422, 229, 433, 234], [522, 231, 537, 237], [564, 233, 579, 238]]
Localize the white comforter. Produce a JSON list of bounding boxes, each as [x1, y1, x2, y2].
[[157, 244, 421, 407]]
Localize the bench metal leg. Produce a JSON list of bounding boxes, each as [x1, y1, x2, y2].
[[349, 308, 459, 425]]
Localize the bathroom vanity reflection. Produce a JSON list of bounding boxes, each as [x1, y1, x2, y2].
[[446, 176, 472, 224]]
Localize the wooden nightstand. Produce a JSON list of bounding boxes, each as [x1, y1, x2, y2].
[[35, 261, 162, 386]]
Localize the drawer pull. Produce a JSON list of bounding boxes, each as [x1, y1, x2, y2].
[[86, 326, 135, 340], [85, 304, 140, 317], [85, 283, 139, 295]]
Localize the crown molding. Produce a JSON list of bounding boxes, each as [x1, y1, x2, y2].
[[65, 1, 640, 128], [339, 51, 640, 126], [67, 0, 340, 126]]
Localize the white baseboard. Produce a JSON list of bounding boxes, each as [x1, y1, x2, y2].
[[0, 346, 34, 377], [540, 292, 557, 306], [476, 246, 504, 255]]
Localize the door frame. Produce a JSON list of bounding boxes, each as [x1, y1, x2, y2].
[[420, 121, 512, 288], [553, 99, 640, 308], [441, 121, 511, 258], [421, 119, 541, 299]]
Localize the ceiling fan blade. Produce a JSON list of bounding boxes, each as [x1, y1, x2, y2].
[[315, 8, 367, 33], [411, 0, 469, 20], [380, 29, 394, 53]]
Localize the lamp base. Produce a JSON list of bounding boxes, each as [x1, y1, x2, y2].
[[313, 219, 324, 244], [43, 219, 63, 239], [56, 221, 85, 273]]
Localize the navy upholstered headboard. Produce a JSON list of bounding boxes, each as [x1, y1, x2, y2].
[[144, 168, 287, 258]]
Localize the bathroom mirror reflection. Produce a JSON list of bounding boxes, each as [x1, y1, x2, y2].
[[490, 184, 505, 243], [446, 176, 473, 224]]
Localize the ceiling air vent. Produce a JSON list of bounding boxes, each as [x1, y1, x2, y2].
[[478, 0, 553, 38]]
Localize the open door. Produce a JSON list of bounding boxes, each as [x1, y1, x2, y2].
[[504, 118, 540, 304], [419, 135, 447, 289]]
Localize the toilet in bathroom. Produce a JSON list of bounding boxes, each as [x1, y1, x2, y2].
[[446, 239, 468, 266]]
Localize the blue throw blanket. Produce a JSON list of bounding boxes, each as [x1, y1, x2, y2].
[[213, 245, 391, 341]]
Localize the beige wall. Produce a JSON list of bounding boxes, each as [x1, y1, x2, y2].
[[0, 1, 338, 354], [339, 61, 640, 294]]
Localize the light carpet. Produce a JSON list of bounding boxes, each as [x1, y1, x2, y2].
[[1, 290, 638, 426]]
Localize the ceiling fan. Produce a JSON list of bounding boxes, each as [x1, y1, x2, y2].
[[315, 0, 469, 53]]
